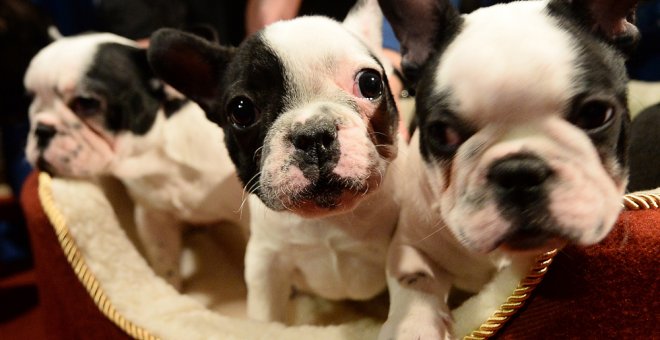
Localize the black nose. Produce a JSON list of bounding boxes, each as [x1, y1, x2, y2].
[[291, 121, 338, 166], [35, 123, 57, 149], [488, 154, 553, 195]]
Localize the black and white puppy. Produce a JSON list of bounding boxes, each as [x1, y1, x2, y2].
[[24, 33, 247, 289], [148, 0, 403, 323], [377, 0, 636, 338]]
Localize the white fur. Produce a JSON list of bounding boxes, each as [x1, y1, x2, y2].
[[435, 1, 575, 125], [25, 34, 248, 289], [245, 172, 399, 322]]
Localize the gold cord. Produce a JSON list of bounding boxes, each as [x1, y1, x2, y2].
[[464, 191, 659, 339], [38, 173, 160, 340]]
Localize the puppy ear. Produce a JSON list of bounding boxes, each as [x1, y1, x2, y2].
[[342, 0, 383, 53], [147, 28, 234, 111], [185, 24, 220, 44], [552, 0, 640, 55], [47, 26, 63, 41], [377, 0, 462, 86]]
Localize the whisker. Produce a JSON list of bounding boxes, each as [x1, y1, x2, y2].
[[253, 146, 265, 162], [235, 172, 262, 216], [416, 220, 447, 243], [237, 185, 260, 218]]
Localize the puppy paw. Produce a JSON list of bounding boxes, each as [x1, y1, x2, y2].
[[379, 312, 453, 340]]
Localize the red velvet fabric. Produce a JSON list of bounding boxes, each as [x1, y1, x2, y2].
[[20, 170, 659, 338], [497, 207, 660, 338], [21, 172, 130, 340]]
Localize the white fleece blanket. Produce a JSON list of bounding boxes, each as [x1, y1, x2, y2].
[[46, 174, 530, 340]]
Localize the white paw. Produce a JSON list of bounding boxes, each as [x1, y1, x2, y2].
[[379, 313, 453, 340]]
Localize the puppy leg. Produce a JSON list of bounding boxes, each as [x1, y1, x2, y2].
[[244, 236, 293, 323], [379, 244, 453, 340], [135, 206, 183, 290]]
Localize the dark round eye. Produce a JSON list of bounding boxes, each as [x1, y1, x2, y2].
[[572, 100, 615, 130], [227, 96, 259, 129], [355, 69, 383, 100], [426, 121, 463, 154], [70, 96, 102, 117]]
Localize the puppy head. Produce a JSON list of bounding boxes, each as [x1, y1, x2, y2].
[[149, 0, 399, 217], [382, 0, 636, 252], [24, 33, 165, 177]]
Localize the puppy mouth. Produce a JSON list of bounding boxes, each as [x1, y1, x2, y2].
[[498, 227, 565, 252], [298, 177, 346, 208], [493, 220, 570, 252], [36, 155, 56, 175], [282, 173, 378, 216]]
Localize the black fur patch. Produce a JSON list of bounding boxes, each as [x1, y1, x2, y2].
[[369, 55, 400, 160], [415, 86, 475, 164], [84, 43, 163, 135], [213, 34, 289, 192]]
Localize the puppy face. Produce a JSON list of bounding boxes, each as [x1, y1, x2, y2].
[[149, 8, 399, 217], [383, 0, 636, 252], [227, 18, 398, 216], [24, 33, 164, 177]]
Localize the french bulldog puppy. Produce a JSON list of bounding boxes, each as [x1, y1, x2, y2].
[[377, 0, 637, 338], [148, 0, 403, 323], [24, 33, 247, 289]]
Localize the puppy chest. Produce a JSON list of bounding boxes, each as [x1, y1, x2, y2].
[[290, 239, 388, 301], [125, 173, 237, 223]]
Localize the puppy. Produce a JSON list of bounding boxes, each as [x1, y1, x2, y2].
[[377, 0, 636, 338], [24, 33, 247, 289], [148, 0, 403, 323]]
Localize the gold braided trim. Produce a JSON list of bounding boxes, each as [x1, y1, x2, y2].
[[36, 172, 659, 340], [464, 191, 659, 340], [463, 249, 558, 340], [38, 172, 159, 340], [622, 192, 660, 210]]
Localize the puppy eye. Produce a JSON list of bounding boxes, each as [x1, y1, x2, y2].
[[354, 69, 383, 100], [227, 96, 259, 129], [572, 100, 615, 130], [426, 121, 463, 153], [70, 96, 102, 117]]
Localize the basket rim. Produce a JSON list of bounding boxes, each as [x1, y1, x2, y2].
[[37, 172, 660, 340]]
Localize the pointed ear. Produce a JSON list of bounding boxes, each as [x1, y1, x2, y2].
[[342, 0, 383, 53], [378, 0, 462, 86], [186, 24, 220, 44], [147, 28, 234, 111], [554, 0, 640, 55]]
